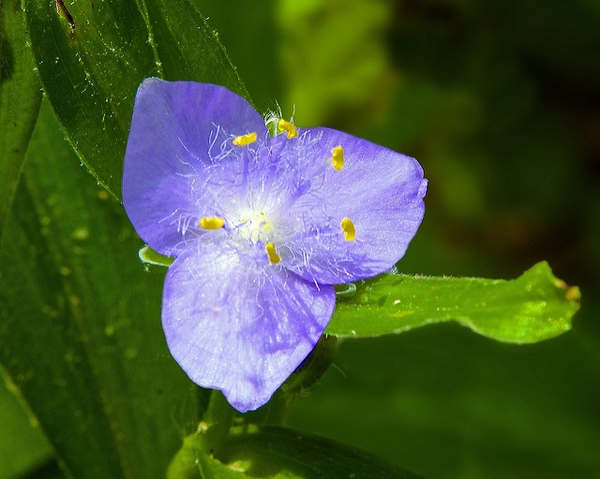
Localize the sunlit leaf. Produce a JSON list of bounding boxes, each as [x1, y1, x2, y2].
[[327, 262, 579, 343]]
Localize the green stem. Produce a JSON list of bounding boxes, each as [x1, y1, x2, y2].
[[167, 390, 236, 478], [166, 433, 202, 479], [201, 390, 236, 451], [262, 392, 289, 426]]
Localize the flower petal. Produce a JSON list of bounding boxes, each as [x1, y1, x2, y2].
[[123, 79, 267, 256], [161, 244, 336, 412], [280, 127, 427, 284]]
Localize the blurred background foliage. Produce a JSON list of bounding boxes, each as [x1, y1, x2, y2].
[[2, 0, 599, 478]]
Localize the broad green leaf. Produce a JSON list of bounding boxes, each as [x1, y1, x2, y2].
[[0, 0, 41, 234], [24, 0, 247, 201], [327, 262, 579, 343], [191, 0, 282, 115], [144, 0, 249, 99], [171, 425, 422, 479], [24, 0, 158, 199], [0, 100, 206, 479]]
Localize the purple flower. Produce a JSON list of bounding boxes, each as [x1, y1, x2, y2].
[[123, 78, 427, 412]]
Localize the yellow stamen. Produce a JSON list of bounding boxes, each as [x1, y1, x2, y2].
[[329, 145, 344, 170], [199, 216, 225, 230], [340, 217, 355, 241], [233, 132, 257, 146], [265, 242, 282, 264], [278, 119, 298, 139]]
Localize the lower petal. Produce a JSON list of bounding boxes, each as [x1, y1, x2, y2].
[[161, 245, 336, 412]]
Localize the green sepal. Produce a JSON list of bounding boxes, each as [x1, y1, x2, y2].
[[139, 245, 174, 267]]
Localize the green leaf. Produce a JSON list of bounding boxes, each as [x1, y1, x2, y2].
[[173, 425, 423, 479], [0, 378, 54, 479], [24, 0, 248, 201], [0, 0, 41, 234], [144, 0, 249, 98], [218, 425, 423, 478], [24, 0, 158, 199], [327, 262, 580, 343], [0, 100, 207, 479]]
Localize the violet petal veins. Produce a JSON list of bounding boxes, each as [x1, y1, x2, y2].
[[123, 78, 428, 412]]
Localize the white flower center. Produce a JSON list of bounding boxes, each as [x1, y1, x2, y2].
[[236, 209, 275, 244]]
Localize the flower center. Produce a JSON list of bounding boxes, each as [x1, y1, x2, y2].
[[197, 135, 357, 265], [236, 209, 275, 244]]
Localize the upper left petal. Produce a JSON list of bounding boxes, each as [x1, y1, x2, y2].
[[123, 79, 267, 256], [161, 244, 336, 412]]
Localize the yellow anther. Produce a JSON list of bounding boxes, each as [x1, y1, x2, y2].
[[233, 132, 257, 146], [199, 216, 225, 230], [329, 145, 344, 170], [340, 217, 355, 241], [265, 242, 282, 264], [278, 119, 298, 139]]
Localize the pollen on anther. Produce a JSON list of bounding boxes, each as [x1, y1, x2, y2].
[[200, 216, 225, 230], [340, 217, 355, 241], [329, 145, 344, 170], [278, 119, 297, 139], [233, 132, 257, 146], [265, 242, 282, 264]]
